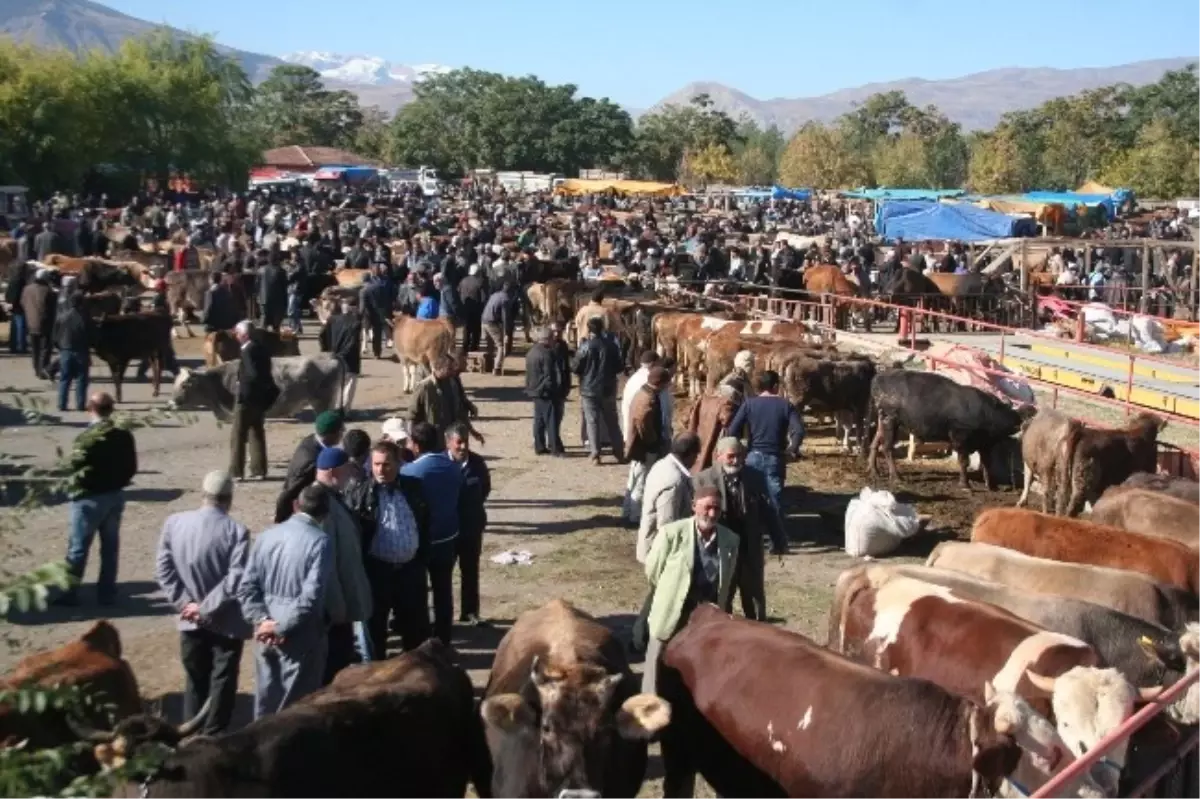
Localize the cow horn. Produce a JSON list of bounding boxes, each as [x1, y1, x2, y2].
[[1138, 685, 1165, 702], [65, 715, 115, 743], [1024, 670, 1057, 697], [175, 695, 213, 738], [529, 655, 547, 687]]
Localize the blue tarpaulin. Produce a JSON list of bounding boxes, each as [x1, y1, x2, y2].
[[841, 187, 965, 202], [772, 186, 811, 201], [877, 200, 1038, 242]]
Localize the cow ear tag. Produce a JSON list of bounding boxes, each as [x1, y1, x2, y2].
[[1137, 636, 1161, 663]]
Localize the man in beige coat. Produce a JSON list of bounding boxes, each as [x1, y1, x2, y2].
[[636, 433, 700, 563]]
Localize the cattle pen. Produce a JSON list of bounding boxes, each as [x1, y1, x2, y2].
[[676, 283, 1200, 791]]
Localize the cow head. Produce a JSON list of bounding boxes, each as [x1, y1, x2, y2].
[[68, 697, 211, 772], [480, 656, 670, 798], [984, 683, 1105, 799], [1024, 667, 1148, 797], [1138, 623, 1200, 726]]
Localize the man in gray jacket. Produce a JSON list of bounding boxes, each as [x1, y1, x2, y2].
[[154, 470, 251, 735], [313, 447, 372, 683], [238, 484, 332, 718]]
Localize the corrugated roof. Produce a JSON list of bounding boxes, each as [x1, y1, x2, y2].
[[260, 145, 380, 169]]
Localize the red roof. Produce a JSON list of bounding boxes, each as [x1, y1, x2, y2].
[[260, 145, 381, 169]]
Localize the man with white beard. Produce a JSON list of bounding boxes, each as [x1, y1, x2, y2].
[[692, 437, 787, 622]]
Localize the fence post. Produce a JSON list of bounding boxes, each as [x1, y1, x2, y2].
[[1125, 354, 1135, 419], [1052, 387, 1058, 409], [1140, 242, 1151, 313]]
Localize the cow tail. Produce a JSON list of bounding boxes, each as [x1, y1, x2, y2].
[[1053, 422, 1082, 516], [863, 382, 879, 459]]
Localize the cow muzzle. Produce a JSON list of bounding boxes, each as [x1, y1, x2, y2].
[[558, 791, 600, 799]]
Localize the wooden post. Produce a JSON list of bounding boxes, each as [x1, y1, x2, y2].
[[1140, 242, 1151, 313], [1192, 224, 1199, 321], [1019, 239, 1028, 292]]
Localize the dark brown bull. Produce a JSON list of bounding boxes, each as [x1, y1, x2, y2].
[[90, 311, 175, 401], [1055, 413, 1166, 516], [85, 640, 488, 798]]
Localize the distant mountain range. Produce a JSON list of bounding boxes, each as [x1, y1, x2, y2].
[[2, 0, 1195, 127]]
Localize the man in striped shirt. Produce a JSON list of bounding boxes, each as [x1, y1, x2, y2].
[[343, 440, 432, 659]]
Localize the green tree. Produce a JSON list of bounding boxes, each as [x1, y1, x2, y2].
[[388, 68, 631, 175], [353, 106, 391, 161], [680, 143, 737, 188], [1101, 118, 1199, 199], [253, 64, 364, 150], [967, 126, 1027, 193], [871, 133, 930, 187], [629, 94, 740, 180], [778, 122, 867, 188]]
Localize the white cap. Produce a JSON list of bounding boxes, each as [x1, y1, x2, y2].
[[734, 350, 755, 370], [381, 417, 409, 442], [202, 469, 234, 497]]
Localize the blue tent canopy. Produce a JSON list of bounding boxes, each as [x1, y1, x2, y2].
[[772, 186, 811, 201], [877, 200, 1038, 242], [841, 188, 964, 202]]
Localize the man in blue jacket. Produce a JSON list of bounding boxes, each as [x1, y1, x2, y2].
[[400, 422, 464, 646]]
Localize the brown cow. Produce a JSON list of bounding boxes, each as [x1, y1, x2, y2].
[[391, 315, 455, 393], [1055, 412, 1166, 516], [0, 621, 141, 750], [333, 267, 370, 289], [1016, 408, 1079, 513], [480, 600, 668, 798], [659, 604, 1091, 798], [1115, 472, 1200, 504], [162, 269, 210, 338], [203, 328, 301, 368], [830, 566, 1143, 796], [669, 315, 731, 395], [927, 541, 1198, 629], [697, 321, 812, 395], [971, 508, 1199, 595], [1089, 489, 1199, 550]]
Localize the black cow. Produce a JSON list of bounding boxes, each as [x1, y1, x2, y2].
[[90, 312, 175, 401], [480, 599, 669, 798], [84, 641, 488, 798], [866, 370, 1032, 490], [783, 355, 877, 454]]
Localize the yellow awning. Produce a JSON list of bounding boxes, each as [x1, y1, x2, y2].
[[555, 178, 684, 197]]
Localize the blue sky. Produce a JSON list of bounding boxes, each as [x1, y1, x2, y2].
[[104, 0, 1199, 108]]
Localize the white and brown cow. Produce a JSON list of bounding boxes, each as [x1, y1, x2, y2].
[[830, 566, 1155, 795]]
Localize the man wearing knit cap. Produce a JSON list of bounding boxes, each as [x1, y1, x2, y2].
[[274, 411, 344, 523], [154, 470, 251, 735], [313, 447, 372, 682], [720, 350, 755, 397], [693, 436, 787, 622]]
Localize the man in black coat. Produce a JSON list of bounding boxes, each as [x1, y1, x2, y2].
[[273, 411, 344, 523], [360, 267, 394, 360], [318, 297, 364, 412], [446, 422, 490, 625], [456, 266, 486, 355], [524, 326, 562, 456], [258, 260, 288, 332], [228, 321, 279, 481], [201, 272, 238, 333]]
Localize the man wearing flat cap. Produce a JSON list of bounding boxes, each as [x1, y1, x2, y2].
[[693, 436, 788, 622], [274, 411, 345, 523]]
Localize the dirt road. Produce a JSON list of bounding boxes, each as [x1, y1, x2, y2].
[[0, 328, 1004, 793]]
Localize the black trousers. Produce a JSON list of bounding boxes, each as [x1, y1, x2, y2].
[[29, 332, 50, 377], [365, 556, 429, 660], [229, 402, 267, 479], [456, 527, 483, 619], [461, 299, 483, 354], [366, 314, 386, 358], [427, 542, 458, 646], [324, 622, 357, 686], [179, 629, 243, 735], [531, 397, 564, 454]]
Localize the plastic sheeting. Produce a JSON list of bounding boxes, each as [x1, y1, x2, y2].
[[876, 200, 1038, 242], [925, 342, 1036, 409], [772, 186, 812, 201], [841, 188, 965, 201]]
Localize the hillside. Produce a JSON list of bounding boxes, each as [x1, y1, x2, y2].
[[654, 58, 1198, 132]]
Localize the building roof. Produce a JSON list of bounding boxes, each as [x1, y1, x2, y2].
[[261, 145, 380, 169]]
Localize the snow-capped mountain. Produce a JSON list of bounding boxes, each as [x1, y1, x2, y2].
[[282, 51, 452, 86]]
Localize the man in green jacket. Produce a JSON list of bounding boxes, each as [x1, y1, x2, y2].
[[641, 486, 739, 695]]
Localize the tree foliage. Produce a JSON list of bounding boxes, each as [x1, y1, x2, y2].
[[629, 94, 741, 181], [778, 122, 867, 188], [252, 65, 364, 150], [680, 143, 737, 187], [388, 68, 631, 174]]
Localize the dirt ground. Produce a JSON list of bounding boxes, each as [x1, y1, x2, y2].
[[0, 326, 1013, 795]]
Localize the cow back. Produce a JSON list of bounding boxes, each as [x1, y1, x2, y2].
[[971, 508, 1199, 595], [1089, 489, 1199, 550]]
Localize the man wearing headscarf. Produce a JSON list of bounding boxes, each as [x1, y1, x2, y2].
[[692, 437, 787, 622]]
